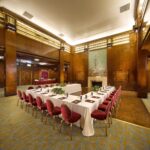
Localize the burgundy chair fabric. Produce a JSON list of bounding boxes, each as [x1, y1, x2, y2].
[[61, 104, 81, 123], [36, 96, 47, 110], [22, 91, 29, 102], [36, 85, 41, 89], [91, 103, 111, 120], [45, 85, 49, 87], [17, 90, 23, 100], [28, 94, 37, 106], [46, 100, 61, 116], [28, 86, 34, 90]]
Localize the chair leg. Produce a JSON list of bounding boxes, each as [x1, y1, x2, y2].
[[41, 110, 44, 122], [52, 116, 56, 129], [109, 115, 112, 124], [32, 106, 34, 116], [35, 109, 38, 118], [25, 103, 27, 111], [17, 99, 19, 106], [20, 101, 24, 109], [105, 120, 108, 136], [70, 123, 73, 140], [59, 120, 63, 133], [45, 113, 49, 124]]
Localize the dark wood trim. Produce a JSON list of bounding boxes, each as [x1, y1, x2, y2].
[[16, 51, 59, 63]]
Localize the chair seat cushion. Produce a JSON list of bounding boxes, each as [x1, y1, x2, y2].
[[32, 101, 37, 106], [106, 98, 112, 101], [91, 110, 107, 120], [38, 103, 47, 110], [53, 106, 61, 115], [69, 111, 81, 123], [98, 104, 108, 111], [103, 100, 110, 105]]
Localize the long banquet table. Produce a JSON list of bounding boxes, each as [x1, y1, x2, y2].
[[26, 86, 115, 136], [31, 84, 82, 95]]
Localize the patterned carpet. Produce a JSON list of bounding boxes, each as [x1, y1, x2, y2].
[[0, 95, 150, 150]]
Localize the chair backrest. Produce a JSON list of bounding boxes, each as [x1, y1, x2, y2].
[[45, 85, 49, 87], [28, 86, 34, 90], [36, 85, 41, 89], [17, 90, 22, 99], [61, 104, 71, 122], [28, 94, 33, 104], [22, 91, 27, 100], [36, 96, 43, 109], [46, 100, 54, 116]]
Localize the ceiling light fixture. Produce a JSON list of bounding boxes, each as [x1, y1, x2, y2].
[[20, 59, 32, 64], [0, 56, 4, 59], [39, 62, 47, 65], [34, 58, 39, 61], [27, 64, 31, 67]]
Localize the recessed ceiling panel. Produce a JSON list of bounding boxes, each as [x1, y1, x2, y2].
[[0, 0, 135, 45]]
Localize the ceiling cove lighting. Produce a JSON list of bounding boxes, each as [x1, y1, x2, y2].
[[34, 58, 39, 61], [71, 24, 134, 46], [27, 64, 31, 67], [20, 59, 32, 64], [39, 62, 47, 65], [0, 56, 4, 59], [17, 21, 61, 49]]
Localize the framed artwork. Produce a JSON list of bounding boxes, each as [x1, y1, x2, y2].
[[88, 48, 107, 76], [40, 70, 49, 79]]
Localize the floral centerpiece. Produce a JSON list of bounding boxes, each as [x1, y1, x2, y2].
[[51, 87, 65, 94]]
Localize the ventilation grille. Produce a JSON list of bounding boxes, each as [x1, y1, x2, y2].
[[89, 40, 107, 51], [23, 11, 33, 19], [120, 3, 130, 13], [112, 34, 130, 46], [17, 21, 61, 49]]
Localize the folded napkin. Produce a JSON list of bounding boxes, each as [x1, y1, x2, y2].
[[72, 100, 81, 104], [85, 99, 95, 103], [47, 94, 56, 97], [41, 92, 49, 94], [58, 97, 67, 100], [92, 96, 100, 99], [97, 93, 105, 95]]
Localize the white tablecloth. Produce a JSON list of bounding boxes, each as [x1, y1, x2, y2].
[[31, 84, 81, 94], [26, 86, 115, 136]]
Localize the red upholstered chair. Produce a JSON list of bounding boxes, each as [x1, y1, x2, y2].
[[28, 94, 37, 116], [91, 103, 111, 136], [22, 91, 30, 111], [28, 86, 34, 90], [36, 96, 47, 121], [36, 85, 41, 89], [45, 100, 61, 127], [60, 104, 81, 140], [17, 90, 24, 107], [45, 84, 49, 88]]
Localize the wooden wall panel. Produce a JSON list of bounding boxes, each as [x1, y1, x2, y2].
[[16, 34, 59, 60], [17, 64, 59, 85], [72, 51, 88, 86], [5, 30, 17, 96], [20, 66, 32, 85], [0, 60, 4, 88], [0, 28, 5, 48], [148, 59, 150, 92], [107, 33, 137, 90], [63, 51, 71, 63]]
